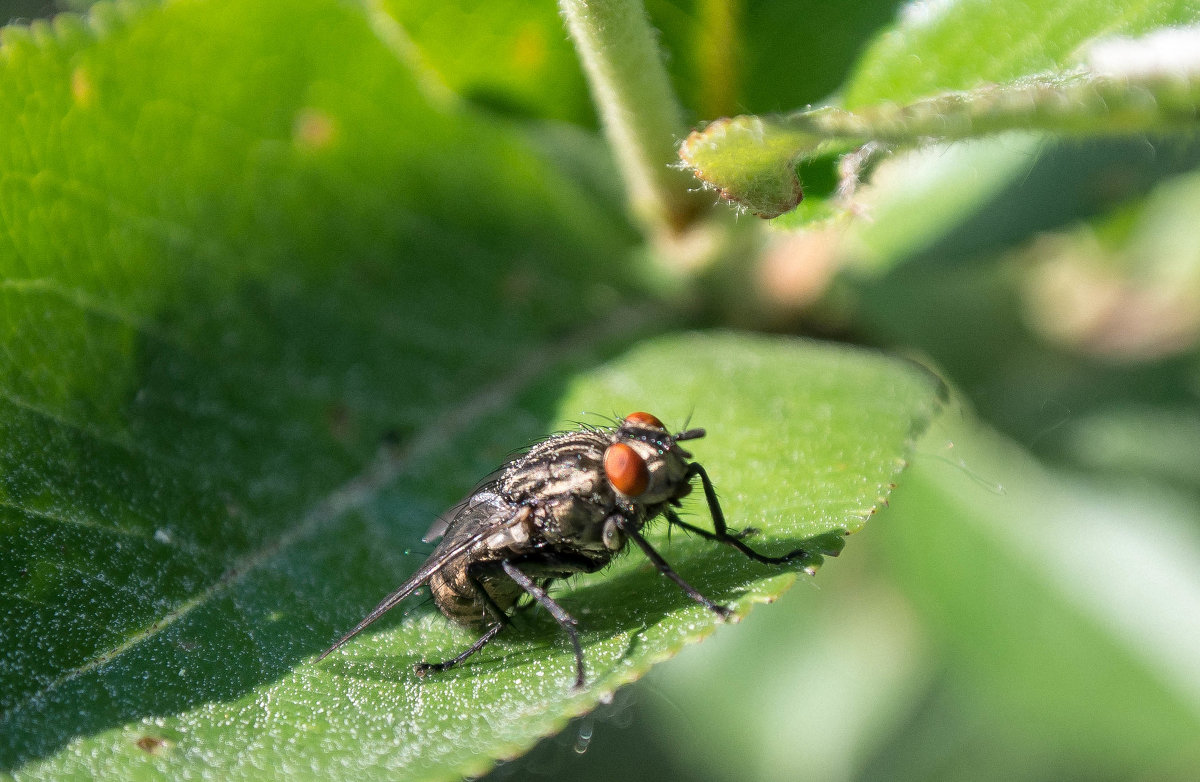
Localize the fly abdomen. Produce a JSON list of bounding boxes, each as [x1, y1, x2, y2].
[[429, 557, 523, 628]]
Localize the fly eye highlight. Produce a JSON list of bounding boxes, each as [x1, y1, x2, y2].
[[623, 411, 664, 429], [603, 442, 649, 496]]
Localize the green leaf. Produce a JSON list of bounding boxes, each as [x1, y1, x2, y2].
[[843, 0, 1200, 107], [834, 133, 1047, 270], [4, 325, 944, 779], [678, 0, 1200, 218], [678, 114, 833, 220], [0, 0, 944, 778], [378, 0, 595, 124]]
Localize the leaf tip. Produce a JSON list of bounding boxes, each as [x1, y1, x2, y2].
[[679, 115, 806, 219]]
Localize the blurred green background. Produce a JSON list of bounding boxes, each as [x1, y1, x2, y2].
[[3, 0, 1199, 779]]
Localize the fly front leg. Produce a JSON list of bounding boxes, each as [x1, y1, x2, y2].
[[680, 463, 810, 565], [415, 565, 510, 677], [617, 518, 733, 621], [500, 559, 587, 689]]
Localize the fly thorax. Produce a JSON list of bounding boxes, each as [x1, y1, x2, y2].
[[539, 493, 613, 552]]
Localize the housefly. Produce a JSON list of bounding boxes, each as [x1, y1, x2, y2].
[[319, 412, 812, 688]]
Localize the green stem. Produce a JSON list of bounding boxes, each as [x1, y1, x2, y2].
[[802, 71, 1200, 142], [695, 0, 741, 120], [559, 0, 706, 237]]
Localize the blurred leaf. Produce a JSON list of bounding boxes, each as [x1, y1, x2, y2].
[[378, 0, 595, 123], [643, 0, 906, 120], [863, 406, 1200, 779], [837, 134, 1046, 270], [1056, 407, 1200, 490], [845, 135, 1200, 466], [489, 556, 935, 782], [2, 1, 60, 24], [635, 548, 931, 782], [737, 0, 907, 113], [0, 0, 945, 778], [843, 0, 1200, 107]]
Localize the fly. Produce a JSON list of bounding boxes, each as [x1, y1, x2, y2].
[[318, 412, 812, 688]]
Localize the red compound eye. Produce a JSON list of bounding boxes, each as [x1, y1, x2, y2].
[[604, 442, 650, 497], [623, 411, 664, 429]]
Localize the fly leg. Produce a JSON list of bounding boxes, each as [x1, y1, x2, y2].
[[413, 623, 505, 678], [513, 579, 555, 613], [500, 559, 587, 689], [617, 519, 733, 621], [414, 566, 510, 677], [677, 462, 809, 565]]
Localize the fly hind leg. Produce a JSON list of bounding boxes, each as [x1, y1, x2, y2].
[[414, 565, 511, 678], [500, 559, 587, 689], [413, 623, 505, 678]]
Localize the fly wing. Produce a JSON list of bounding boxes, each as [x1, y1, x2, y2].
[[318, 490, 518, 660], [421, 498, 464, 543], [422, 485, 507, 543], [317, 522, 494, 661]]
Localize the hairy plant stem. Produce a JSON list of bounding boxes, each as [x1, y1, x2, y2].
[[559, 0, 710, 241]]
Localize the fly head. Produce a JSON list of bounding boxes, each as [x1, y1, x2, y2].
[[602, 411, 700, 507]]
